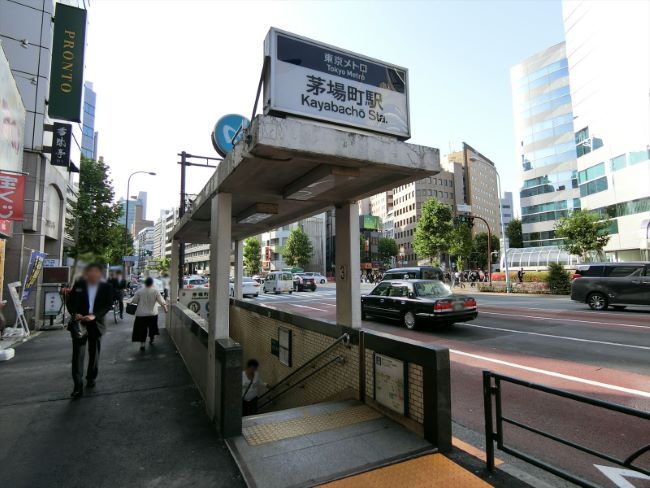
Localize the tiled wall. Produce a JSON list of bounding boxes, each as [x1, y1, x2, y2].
[[230, 305, 360, 411]]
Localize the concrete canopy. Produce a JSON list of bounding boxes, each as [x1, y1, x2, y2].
[[172, 115, 440, 243]]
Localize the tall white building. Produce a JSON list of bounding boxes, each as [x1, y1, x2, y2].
[[563, 0, 650, 260]]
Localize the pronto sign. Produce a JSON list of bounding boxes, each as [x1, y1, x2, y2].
[[48, 3, 86, 122], [264, 28, 410, 139]]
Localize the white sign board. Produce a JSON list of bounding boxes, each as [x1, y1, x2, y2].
[[44, 291, 62, 316], [178, 288, 209, 320], [374, 353, 405, 414], [43, 258, 60, 267], [264, 28, 410, 139], [457, 204, 472, 213]]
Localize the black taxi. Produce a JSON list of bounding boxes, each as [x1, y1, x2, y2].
[[361, 279, 478, 329]]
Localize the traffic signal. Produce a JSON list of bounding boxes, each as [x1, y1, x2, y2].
[[455, 215, 474, 228]]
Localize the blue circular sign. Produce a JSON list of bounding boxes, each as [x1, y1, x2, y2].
[[211, 114, 250, 157]]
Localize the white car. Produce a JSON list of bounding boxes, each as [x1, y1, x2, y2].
[[229, 277, 260, 297], [303, 272, 327, 284]]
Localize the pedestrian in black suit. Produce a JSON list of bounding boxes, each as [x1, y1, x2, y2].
[[66, 263, 114, 398]]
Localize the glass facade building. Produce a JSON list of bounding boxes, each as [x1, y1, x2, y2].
[[511, 42, 579, 247], [81, 81, 97, 159]]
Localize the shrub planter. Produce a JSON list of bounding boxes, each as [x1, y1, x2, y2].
[[479, 281, 551, 294]]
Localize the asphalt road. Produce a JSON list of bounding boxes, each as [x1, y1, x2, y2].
[[244, 284, 650, 488]]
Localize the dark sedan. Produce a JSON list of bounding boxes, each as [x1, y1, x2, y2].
[[361, 279, 478, 329], [293, 273, 317, 292]]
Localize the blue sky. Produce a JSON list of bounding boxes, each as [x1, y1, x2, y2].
[[86, 0, 565, 220]]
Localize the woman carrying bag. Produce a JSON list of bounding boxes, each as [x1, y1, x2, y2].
[[129, 277, 168, 351]]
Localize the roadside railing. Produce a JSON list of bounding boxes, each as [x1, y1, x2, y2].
[[483, 370, 650, 488]]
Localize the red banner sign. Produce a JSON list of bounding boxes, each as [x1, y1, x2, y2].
[[0, 172, 25, 221]]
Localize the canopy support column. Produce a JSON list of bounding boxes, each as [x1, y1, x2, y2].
[[335, 203, 361, 329]]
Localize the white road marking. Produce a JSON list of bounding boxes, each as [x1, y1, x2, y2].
[[290, 303, 329, 312], [450, 349, 650, 399], [594, 465, 650, 488], [491, 305, 650, 318], [458, 322, 650, 350], [480, 311, 650, 330]]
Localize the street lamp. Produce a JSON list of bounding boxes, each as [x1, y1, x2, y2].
[[496, 171, 512, 293], [124, 171, 156, 270]]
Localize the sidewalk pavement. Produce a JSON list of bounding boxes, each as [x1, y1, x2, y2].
[[0, 314, 243, 488]]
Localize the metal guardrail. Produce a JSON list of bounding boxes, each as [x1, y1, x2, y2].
[[256, 333, 350, 409], [483, 370, 650, 488], [258, 356, 344, 411]]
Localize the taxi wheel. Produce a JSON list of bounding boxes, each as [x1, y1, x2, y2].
[[403, 311, 417, 330]]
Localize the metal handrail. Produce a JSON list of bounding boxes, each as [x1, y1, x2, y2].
[[483, 370, 650, 487], [257, 333, 350, 403], [258, 355, 344, 411]]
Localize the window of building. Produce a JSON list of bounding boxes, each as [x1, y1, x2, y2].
[[629, 150, 649, 166], [579, 176, 608, 197], [610, 154, 626, 172], [577, 162, 605, 184]]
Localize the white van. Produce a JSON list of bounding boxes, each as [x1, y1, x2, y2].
[[263, 272, 294, 294]]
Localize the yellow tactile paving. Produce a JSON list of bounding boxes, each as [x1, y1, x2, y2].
[[320, 453, 492, 488], [242, 405, 382, 446]]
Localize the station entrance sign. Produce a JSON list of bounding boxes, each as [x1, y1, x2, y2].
[[264, 28, 410, 139]]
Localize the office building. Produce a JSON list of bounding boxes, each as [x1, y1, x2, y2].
[[134, 226, 155, 274], [500, 191, 514, 226], [261, 214, 327, 274], [511, 42, 579, 248], [563, 0, 650, 260], [0, 0, 90, 324], [118, 191, 150, 235], [81, 81, 98, 159], [393, 168, 458, 266], [446, 143, 501, 236]]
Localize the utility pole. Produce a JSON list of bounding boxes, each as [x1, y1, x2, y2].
[[177, 151, 222, 288]]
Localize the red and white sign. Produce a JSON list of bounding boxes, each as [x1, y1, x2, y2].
[[0, 219, 9, 236], [0, 172, 25, 221]]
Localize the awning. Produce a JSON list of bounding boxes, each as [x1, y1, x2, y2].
[[172, 115, 440, 243]]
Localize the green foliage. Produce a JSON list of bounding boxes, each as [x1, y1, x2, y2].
[[449, 223, 473, 264], [554, 209, 611, 260], [104, 226, 134, 265], [66, 157, 127, 264], [506, 218, 523, 249], [471, 232, 500, 269], [243, 237, 262, 275], [413, 199, 454, 261], [148, 257, 171, 274], [377, 237, 398, 267], [546, 262, 571, 294], [283, 227, 313, 268]]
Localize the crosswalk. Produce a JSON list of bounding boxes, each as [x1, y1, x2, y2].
[[249, 290, 337, 302]]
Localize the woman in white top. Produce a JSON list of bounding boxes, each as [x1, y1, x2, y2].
[[131, 277, 168, 351]]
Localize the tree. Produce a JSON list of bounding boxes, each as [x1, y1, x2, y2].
[[506, 218, 523, 249], [66, 157, 124, 264], [472, 232, 500, 270], [554, 209, 610, 260], [243, 237, 262, 275], [378, 237, 398, 268], [148, 257, 171, 274], [547, 262, 571, 294], [413, 199, 454, 262], [283, 227, 313, 268], [449, 223, 473, 268], [104, 226, 134, 265]]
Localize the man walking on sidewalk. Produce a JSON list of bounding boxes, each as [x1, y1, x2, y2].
[[66, 263, 114, 398]]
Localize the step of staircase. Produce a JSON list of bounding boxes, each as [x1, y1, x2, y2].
[[227, 399, 434, 488]]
